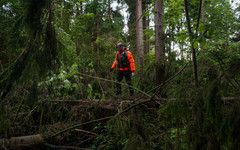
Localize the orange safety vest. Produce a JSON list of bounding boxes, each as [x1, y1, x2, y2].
[[111, 48, 135, 71]]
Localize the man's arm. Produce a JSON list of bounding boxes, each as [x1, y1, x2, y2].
[[127, 51, 135, 72], [111, 59, 117, 69], [110, 52, 118, 72]]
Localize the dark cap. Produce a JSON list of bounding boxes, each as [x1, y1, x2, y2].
[[116, 42, 123, 48]]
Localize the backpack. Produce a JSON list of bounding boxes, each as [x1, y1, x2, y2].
[[117, 50, 130, 69]]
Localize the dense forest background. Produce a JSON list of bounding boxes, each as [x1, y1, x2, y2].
[[0, 0, 240, 149]]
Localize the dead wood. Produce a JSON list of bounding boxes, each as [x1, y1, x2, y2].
[[1, 96, 239, 148], [0, 134, 43, 149]]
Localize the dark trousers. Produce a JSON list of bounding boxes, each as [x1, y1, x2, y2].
[[116, 70, 134, 96]]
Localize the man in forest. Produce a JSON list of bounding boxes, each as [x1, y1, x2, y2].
[[110, 42, 135, 98]]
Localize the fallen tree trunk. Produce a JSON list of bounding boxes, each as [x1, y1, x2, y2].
[[0, 134, 43, 148], [1, 96, 239, 148], [42, 97, 240, 103]]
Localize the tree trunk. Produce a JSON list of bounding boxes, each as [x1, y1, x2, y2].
[[76, 2, 81, 56], [154, 0, 165, 85], [97, 22, 100, 77], [108, 0, 112, 29], [142, 0, 149, 55], [136, 0, 144, 72], [201, 0, 206, 47], [80, 1, 83, 14], [60, 0, 64, 28], [184, 0, 199, 88], [108, 0, 111, 17], [0, 134, 43, 148], [201, 0, 205, 24]]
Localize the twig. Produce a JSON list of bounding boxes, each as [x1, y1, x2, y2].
[[44, 142, 91, 150], [74, 129, 98, 137], [14, 93, 26, 122], [50, 116, 113, 138], [76, 137, 95, 147], [115, 99, 155, 116], [21, 106, 37, 125]]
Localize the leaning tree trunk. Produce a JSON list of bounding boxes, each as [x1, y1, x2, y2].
[[184, 0, 199, 88], [154, 0, 165, 86], [136, 0, 144, 74]]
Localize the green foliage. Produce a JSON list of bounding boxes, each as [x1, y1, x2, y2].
[[90, 124, 115, 150], [55, 27, 77, 63], [38, 64, 81, 99], [177, 34, 188, 41], [87, 81, 105, 99]]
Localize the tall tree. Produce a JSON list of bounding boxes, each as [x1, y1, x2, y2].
[[142, 0, 150, 54], [154, 0, 165, 85], [136, 0, 144, 71], [184, 0, 201, 88], [201, 0, 206, 23], [97, 21, 100, 76], [76, 0, 82, 56]]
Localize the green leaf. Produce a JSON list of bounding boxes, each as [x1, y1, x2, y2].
[[177, 35, 188, 41], [193, 41, 198, 49], [96, 37, 101, 44]]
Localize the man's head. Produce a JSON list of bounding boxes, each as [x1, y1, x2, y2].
[[116, 42, 124, 52]]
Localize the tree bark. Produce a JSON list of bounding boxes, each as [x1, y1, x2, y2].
[[201, 0, 206, 46], [201, 0, 206, 24], [80, 1, 83, 14], [196, 0, 202, 35], [97, 23, 100, 77], [60, 0, 64, 28], [154, 0, 165, 85], [0, 134, 43, 148], [184, 0, 199, 88], [76, 1, 81, 56], [143, 0, 149, 55], [136, 0, 144, 72], [108, 0, 111, 17]]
